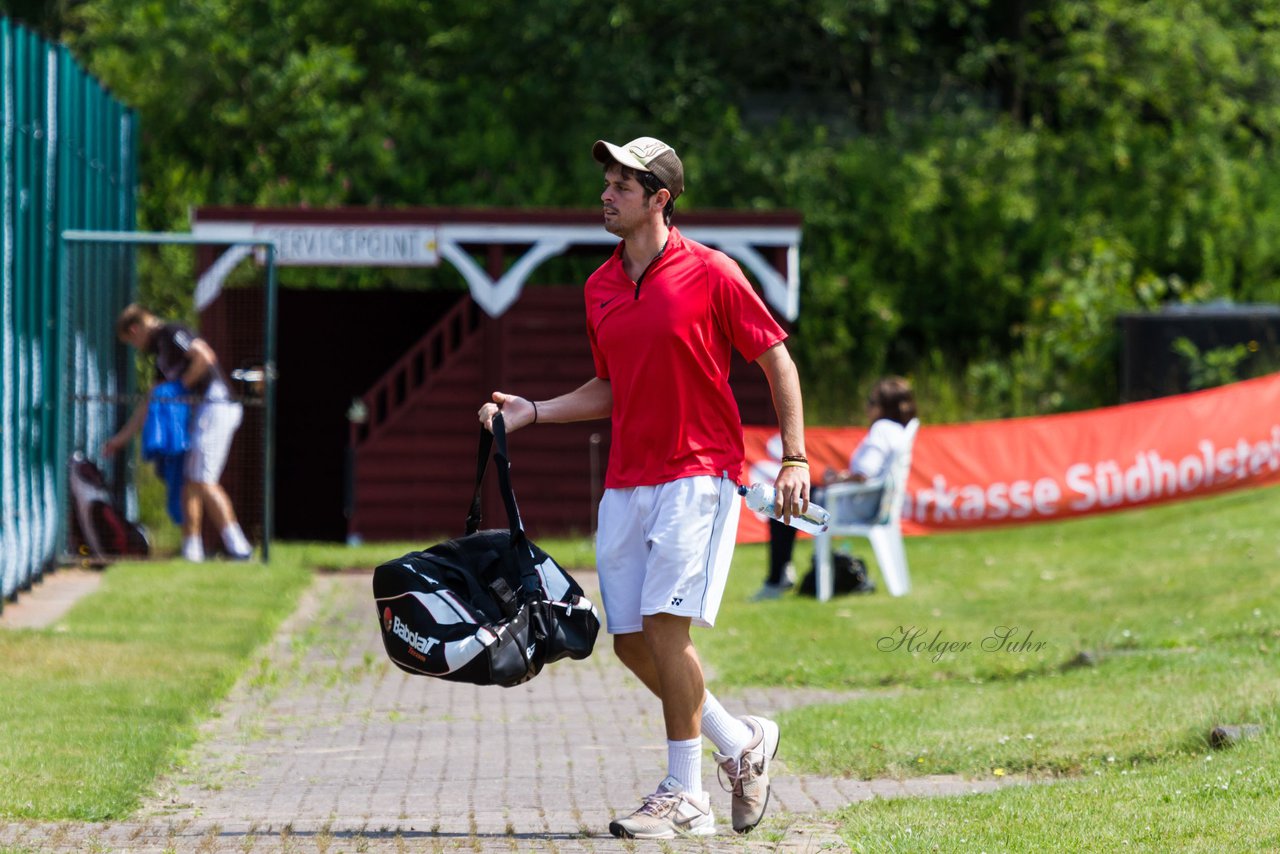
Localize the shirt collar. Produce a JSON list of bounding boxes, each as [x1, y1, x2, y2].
[[612, 225, 683, 261]]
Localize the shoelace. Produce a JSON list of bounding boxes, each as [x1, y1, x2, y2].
[[637, 790, 680, 818], [717, 753, 762, 797]]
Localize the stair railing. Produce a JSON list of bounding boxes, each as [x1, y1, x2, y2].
[[348, 296, 482, 451]]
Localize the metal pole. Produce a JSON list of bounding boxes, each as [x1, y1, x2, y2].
[[589, 432, 602, 539], [261, 243, 278, 562]]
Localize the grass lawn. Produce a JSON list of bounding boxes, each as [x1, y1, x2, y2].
[[702, 483, 1280, 851], [0, 555, 320, 820]]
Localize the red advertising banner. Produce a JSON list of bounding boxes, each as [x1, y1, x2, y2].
[[740, 371, 1280, 542]]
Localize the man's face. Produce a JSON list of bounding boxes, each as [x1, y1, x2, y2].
[[120, 322, 149, 350], [866, 395, 884, 423], [600, 164, 661, 237]]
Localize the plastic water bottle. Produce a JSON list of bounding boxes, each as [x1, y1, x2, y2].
[[738, 483, 830, 534]]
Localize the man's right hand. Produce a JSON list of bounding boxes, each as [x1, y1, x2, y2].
[[478, 391, 536, 433]]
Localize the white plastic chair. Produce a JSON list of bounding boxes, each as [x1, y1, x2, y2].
[[812, 418, 920, 600]]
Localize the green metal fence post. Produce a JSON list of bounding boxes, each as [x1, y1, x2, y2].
[[2, 17, 15, 603]]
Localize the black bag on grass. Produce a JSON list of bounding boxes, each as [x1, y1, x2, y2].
[[68, 452, 150, 562], [798, 552, 876, 597], [372, 413, 600, 687]]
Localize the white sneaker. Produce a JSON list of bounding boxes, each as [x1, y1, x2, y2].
[[181, 542, 205, 563], [608, 776, 716, 839], [714, 716, 780, 833], [220, 525, 252, 560]]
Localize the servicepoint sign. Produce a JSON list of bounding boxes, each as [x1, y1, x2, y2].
[[739, 371, 1280, 541], [255, 225, 439, 266]]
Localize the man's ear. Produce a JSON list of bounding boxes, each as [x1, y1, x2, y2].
[[651, 188, 671, 211]]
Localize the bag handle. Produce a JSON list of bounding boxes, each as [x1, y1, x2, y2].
[[465, 411, 527, 547]]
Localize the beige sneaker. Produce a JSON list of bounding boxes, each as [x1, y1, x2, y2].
[[608, 776, 716, 839], [713, 715, 780, 833]]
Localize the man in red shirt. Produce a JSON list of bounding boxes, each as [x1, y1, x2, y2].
[[479, 136, 811, 839]]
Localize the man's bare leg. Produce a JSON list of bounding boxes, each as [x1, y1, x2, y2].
[[181, 483, 205, 561], [639, 613, 703, 740], [200, 482, 238, 530], [610, 614, 711, 835]]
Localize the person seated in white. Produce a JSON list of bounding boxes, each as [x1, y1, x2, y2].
[[755, 376, 918, 600]]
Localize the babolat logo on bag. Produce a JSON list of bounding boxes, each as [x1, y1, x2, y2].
[[386, 608, 441, 660], [376, 578, 503, 678]]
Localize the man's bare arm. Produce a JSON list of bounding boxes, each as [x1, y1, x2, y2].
[[479, 377, 612, 433]]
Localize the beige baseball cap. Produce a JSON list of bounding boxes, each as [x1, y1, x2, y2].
[[592, 136, 684, 200]]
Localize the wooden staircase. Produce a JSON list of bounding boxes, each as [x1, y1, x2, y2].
[[349, 285, 781, 542]]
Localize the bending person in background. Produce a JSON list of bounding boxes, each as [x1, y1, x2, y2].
[[755, 375, 917, 600], [103, 304, 252, 562]]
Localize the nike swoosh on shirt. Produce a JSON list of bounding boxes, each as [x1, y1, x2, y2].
[[599, 295, 621, 308]]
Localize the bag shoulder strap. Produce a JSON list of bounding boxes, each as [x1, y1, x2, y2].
[[465, 412, 527, 548]]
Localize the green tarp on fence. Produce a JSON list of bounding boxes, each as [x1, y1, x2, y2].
[[1, 17, 137, 606]]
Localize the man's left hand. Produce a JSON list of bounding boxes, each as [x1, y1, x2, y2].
[[773, 465, 811, 525]]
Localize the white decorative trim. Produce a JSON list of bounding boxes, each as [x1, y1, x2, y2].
[[194, 244, 255, 311], [192, 219, 803, 320], [438, 238, 571, 318]]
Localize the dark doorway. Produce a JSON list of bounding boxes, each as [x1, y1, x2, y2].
[[275, 287, 465, 540]]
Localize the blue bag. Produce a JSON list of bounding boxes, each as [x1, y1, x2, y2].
[[142, 380, 191, 524], [142, 380, 191, 459]]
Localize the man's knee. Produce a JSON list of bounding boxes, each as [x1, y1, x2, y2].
[[613, 631, 646, 665], [643, 611, 691, 633], [641, 612, 693, 653]]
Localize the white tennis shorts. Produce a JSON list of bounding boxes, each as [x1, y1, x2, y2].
[[595, 474, 741, 634], [186, 400, 243, 484]]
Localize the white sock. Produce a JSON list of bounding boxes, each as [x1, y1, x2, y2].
[[221, 523, 251, 556], [182, 535, 205, 562], [701, 691, 752, 758], [667, 737, 703, 797]]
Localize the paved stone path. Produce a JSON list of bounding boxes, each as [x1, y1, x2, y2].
[[0, 568, 103, 629], [1, 570, 1021, 852]]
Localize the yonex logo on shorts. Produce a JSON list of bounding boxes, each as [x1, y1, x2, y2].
[[671, 597, 683, 606]]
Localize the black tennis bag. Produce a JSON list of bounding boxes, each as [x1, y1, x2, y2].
[[372, 413, 600, 687], [68, 452, 151, 562]]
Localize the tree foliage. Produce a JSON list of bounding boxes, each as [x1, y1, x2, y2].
[[36, 0, 1280, 420]]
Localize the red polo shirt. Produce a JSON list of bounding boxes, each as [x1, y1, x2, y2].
[[585, 227, 786, 488]]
